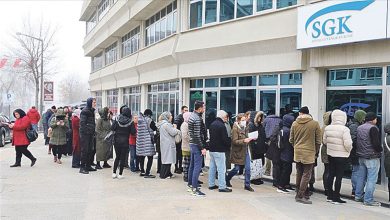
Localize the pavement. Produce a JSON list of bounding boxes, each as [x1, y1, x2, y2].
[[1, 137, 390, 220]]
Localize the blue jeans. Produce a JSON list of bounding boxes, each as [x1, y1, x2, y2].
[[188, 144, 202, 189], [208, 152, 227, 189], [129, 145, 136, 172], [226, 150, 251, 187], [31, 124, 38, 132], [351, 164, 361, 193], [355, 158, 380, 203]]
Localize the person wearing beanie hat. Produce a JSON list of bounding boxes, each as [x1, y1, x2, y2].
[[347, 110, 366, 198], [355, 112, 383, 206]]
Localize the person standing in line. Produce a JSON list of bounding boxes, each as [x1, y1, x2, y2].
[[111, 107, 132, 179], [249, 111, 265, 185], [320, 111, 332, 197], [225, 113, 255, 192], [136, 109, 157, 178], [49, 108, 69, 164], [383, 123, 390, 202], [174, 106, 188, 174], [323, 110, 353, 204], [224, 113, 232, 171], [72, 109, 81, 168], [64, 106, 73, 157], [9, 109, 37, 167], [181, 112, 191, 182], [45, 106, 56, 151], [79, 98, 97, 174], [347, 110, 366, 198], [289, 106, 321, 204], [95, 107, 113, 169], [129, 113, 139, 172], [27, 106, 40, 132], [188, 101, 208, 196], [42, 108, 52, 147], [355, 112, 383, 206], [263, 110, 282, 177], [158, 112, 180, 179], [208, 110, 232, 193]]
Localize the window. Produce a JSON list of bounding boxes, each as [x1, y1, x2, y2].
[[94, 91, 103, 110], [280, 73, 302, 85], [238, 89, 256, 113], [220, 0, 235, 22], [145, 1, 177, 46], [221, 77, 237, 87], [276, 0, 297, 9], [327, 68, 383, 86], [190, 0, 203, 28], [205, 78, 219, 87], [123, 86, 141, 114], [259, 74, 278, 85], [239, 76, 256, 86], [257, 0, 272, 11], [220, 90, 236, 115], [236, 0, 253, 18], [280, 88, 302, 115], [147, 81, 180, 121], [260, 90, 276, 114], [105, 42, 118, 65], [189, 91, 203, 111], [205, 0, 218, 24], [98, 0, 110, 21], [122, 27, 140, 57], [86, 13, 97, 34], [106, 89, 119, 115], [190, 79, 203, 88], [91, 52, 103, 72], [387, 66, 390, 85]]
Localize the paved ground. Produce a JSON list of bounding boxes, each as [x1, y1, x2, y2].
[[1, 137, 390, 220]]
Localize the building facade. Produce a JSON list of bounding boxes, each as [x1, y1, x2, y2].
[[80, 0, 390, 190]]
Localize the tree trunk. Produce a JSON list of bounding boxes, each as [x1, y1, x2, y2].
[[35, 79, 39, 109]]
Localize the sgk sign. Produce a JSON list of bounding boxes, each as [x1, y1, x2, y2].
[[297, 0, 388, 49]]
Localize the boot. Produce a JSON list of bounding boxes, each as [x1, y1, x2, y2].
[[95, 162, 103, 170], [10, 163, 21, 168], [79, 165, 89, 174], [11, 157, 21, 167], [88, 166, 97, 172], [31, 158, 37, 167]]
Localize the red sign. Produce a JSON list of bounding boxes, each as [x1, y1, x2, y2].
[[44, 81, 54, 102]]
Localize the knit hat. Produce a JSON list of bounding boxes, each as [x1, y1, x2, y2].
[[365, 112, 377, 122], [354, 110, 367, 124], [299, 106, 309, 114]]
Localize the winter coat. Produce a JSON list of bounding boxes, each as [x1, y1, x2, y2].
[[27, 108, 41, 124], [12, 116, 31, 146], [181, 121, 190, 153], [136, 114, 156, 156], [323, 110, 353, 158], [320, 111, 332, 164], [129, 122, 137, 145], [383, 123, 390, 177], [289, 114, 321, 164], [188, 111, 207, 150], [96, 118, 112, 161], [280, 114, 295, 163], [174, 113, 184, 130], [49, 110, 69, 146], [209, 118, 230, 153], [266, 119, 283, 162], [158, 120, 180, 164], [72, 116, 80, 153], [79, 98, 96, 135], [112, 112, 132, 148], [264, 115, 282, 139], [230, 123, 249, 166]]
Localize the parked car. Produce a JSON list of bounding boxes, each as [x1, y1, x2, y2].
[[0, 114, 13, 147]]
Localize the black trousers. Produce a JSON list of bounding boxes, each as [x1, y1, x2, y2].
[[14, 145, 35, 164], [160, 164, 172, 178], [175, 143, 182, 170], [272, 161, 281, 186], [323, 163, 330, 191], [80, 133, 94, 168], [157, 152, 162, 173], [138, 156, 153, 175], [327, 156, 347, 200], [89, 137, 96, 164], [113, 144, 128, 175], [52, 145, 65, 159], [279, 161, 292, 187]]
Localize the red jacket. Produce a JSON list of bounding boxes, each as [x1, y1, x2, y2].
[[27, 108, 41, 124], [72, 116, 80, 152], [12, 116, 31, 146], [129, 123, 137, 145]]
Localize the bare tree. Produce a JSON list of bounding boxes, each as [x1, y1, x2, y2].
[[58, 73, 91, 105]]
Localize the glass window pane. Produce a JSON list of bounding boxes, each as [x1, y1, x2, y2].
[[205, 78, 219, 87], [166, 13, 173, 36], [220, 90, 236, 117], [205, 91, 218, 129], [387, 66, 390, 85], [277, 0, 297, 9], [155, 21, 161, 42], [205, 0, 217, 24], [190, 79, 203, 88], [257, 0, 272, 11], [220, 0, 235, 22], [173, 11, 177, 33], [280, 88, 302, 116], [238, 89, 256, 113], [260, 90, 276, 115], [189, 91, 204, 111], [280, 73, 302, 85], [237, 0, 253, 18], [150, 24, 155, 44], [259, 74, 278, 85], [190, 1, 203, 29], [170, 93, 176, 117], [221, 77, 237, 87], [327, 68, 382, 86], [160, 18, 166, 39], [239, 76, 256, 86]]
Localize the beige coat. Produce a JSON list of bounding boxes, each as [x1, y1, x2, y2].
[[181, 122, 190, 152]]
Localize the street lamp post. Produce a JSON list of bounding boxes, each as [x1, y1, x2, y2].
[[16, 32, 44, 116]]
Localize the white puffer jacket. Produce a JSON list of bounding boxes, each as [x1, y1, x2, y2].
[[323, 110, 353, 158]]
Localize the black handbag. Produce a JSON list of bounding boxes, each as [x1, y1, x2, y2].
[[26, 126, 38, 142]]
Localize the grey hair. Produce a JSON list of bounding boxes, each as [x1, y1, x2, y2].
[[217, 110, 228, 119]]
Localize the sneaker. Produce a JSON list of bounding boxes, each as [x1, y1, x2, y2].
[[219, 188, 233, 193], [112, 173, 117, 179], [285, 186, 295, 192], [295, 197, 312, 204], [187, 185, 193, 193], [144, 174, 156, 179], [364, 201, 381, 207], [332, 198, 346, 204], [277, 187, 289, 194], [226, 180, 232, 188], [10, 164, 21, 168], [244, 186, 254, 192], [326, 197, 333, 202], [140, 172, 146, 177], [208, 185, 218, 190], [117, 175, 124, 179], [355, 197, 363, 203], [192, 189, 206, 197]]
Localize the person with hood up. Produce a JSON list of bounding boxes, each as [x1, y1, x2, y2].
[[72, 109, 81, 168], [49, 108, 69, 164], [347, 110, 366, 198], [323, 110, 353, 204], [181, 112, 191, 182], [95, 107, 113, 169], [250, 111, 266, 185], [263, 110, 282, 177], [27, 106, 40, 132], [383, 123, 390, 201], [79, 97, 97, 174], [157, 111, 180, 179], [320, 111, 332, 196], [111, 107, 132, 179], [9, 109, 37, 167], [42, 108, 52, 147], [129, 113, 139, 172], [277, 114, 295, 193]]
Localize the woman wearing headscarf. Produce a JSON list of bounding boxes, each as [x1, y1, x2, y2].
[[250, 111, 266, 185], [157, 112, 180, 179], [49, 108, 69, 164], [95, 107, 113, 169], [181, 112, 191, 182], [72, 109, 81, 168], [9, 109, 37, 167]]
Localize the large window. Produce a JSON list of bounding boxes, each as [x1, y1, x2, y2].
[[123, 86, 141, 115], [190, 0, 203, 28], [145, 1, 177, 47], [105, 42, 118, 65], [280, 88, 302, 115], [98, 0, 110, 21], [220, 0, 235, 22], [238, 89, 256, 113], [205, 0, 218, 24], [147, 81, 179, 122], [327, 67, 383, 87], [86, 13, 97, 34], [257, 0, 272, 11], [387, 66, 390, 85], [122, 27, 140, 57], [91, 52, 103, 72], [236, 0, 253, 18], [93, 91, 103, 110], [107, 89, 119, 115], [276, 0, 297, 9]]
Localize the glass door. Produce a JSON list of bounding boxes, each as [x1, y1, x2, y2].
[[259, 90, 276, 115], [205, 91, 218, 129]]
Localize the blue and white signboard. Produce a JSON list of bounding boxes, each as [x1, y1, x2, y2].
[[297, 0, 388, 49]]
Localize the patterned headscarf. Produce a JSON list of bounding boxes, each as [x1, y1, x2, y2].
[[160, 111, 172, 122], [183, 112, 191, 123]]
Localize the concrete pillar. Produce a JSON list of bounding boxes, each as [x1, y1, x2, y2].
[[102, 90, 108, 108], [117, 87, 123, 111], [180, 0, 189, 32], [182, 78, 190, 108], [140, 84, 148, 112]]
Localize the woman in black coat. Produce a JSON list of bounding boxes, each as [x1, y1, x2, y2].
[[249, 111, 267, 185]]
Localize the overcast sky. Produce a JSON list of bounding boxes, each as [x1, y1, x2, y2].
[[0, 0, 90, 83]]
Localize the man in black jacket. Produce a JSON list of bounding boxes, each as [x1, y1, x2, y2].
[[208, 110, 232, 193], [79, 97, 97, 174], [174, 105, 188, 174]]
